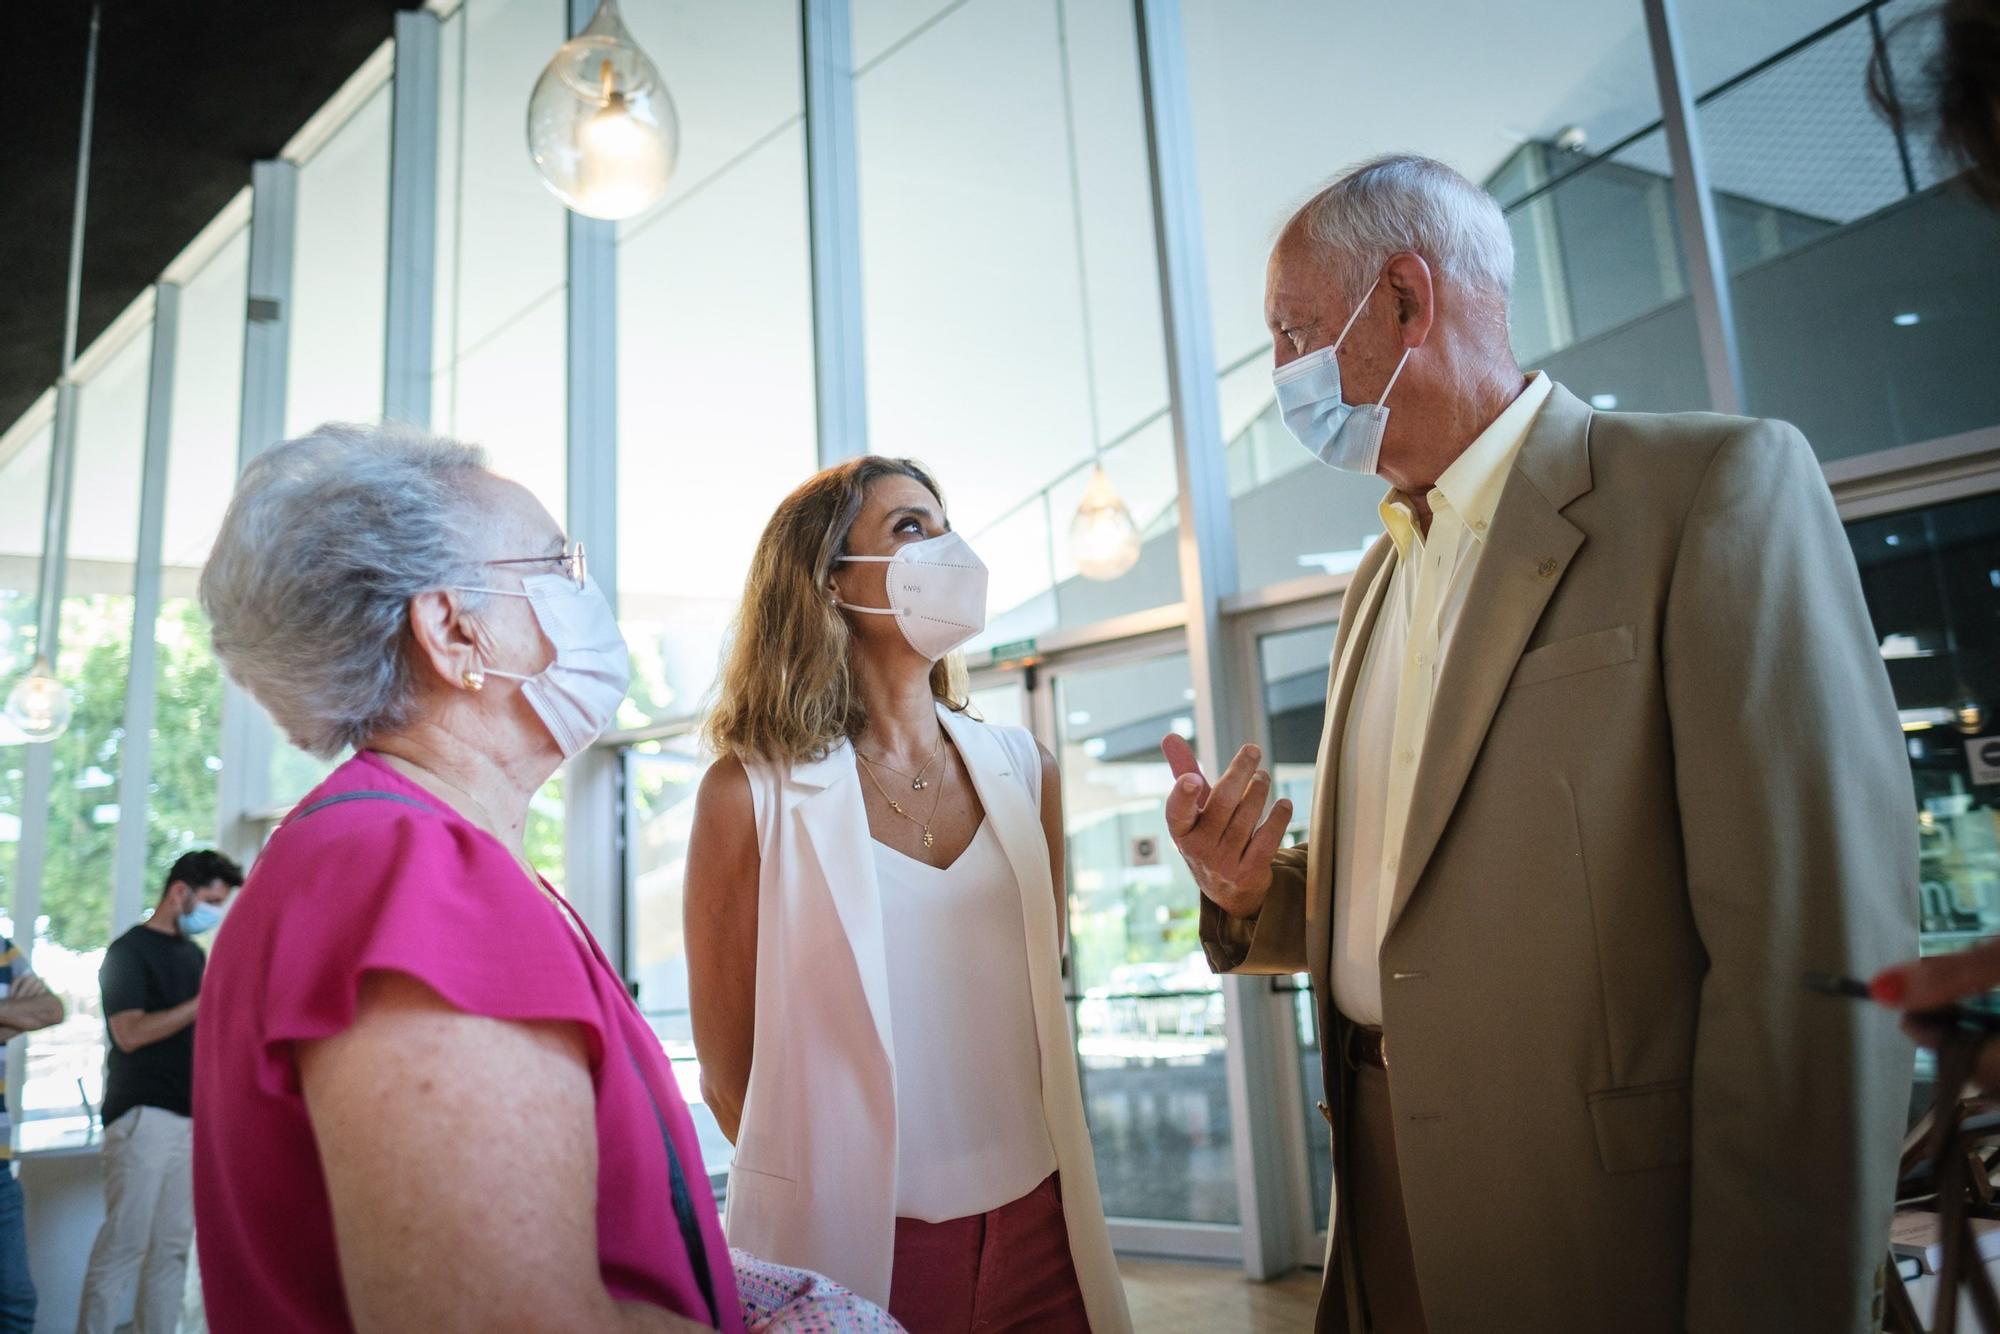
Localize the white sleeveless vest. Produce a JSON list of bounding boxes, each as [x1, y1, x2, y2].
[[724, 703, 1131, 1331]]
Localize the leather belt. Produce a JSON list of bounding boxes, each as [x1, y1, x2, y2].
[[1348, 1025, 1389, 1070]]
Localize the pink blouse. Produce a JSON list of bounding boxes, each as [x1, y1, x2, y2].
[[192, 751, 741, 1332]]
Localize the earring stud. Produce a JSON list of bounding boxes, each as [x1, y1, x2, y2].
[[462, 669, 486, 692]]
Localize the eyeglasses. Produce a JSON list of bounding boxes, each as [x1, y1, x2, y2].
[[485, 541, 587, 591]]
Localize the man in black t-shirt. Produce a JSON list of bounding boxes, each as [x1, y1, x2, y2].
[[77, 849, 241, 1334]]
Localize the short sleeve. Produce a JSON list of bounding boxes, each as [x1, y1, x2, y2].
[[252, 802, 609, 1077], [101, 940, 146, 1016]]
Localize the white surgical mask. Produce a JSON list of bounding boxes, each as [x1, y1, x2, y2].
[[835, 530, 989, 661], [1271, 273, 1413, 475], [459, 574, 632, 758]]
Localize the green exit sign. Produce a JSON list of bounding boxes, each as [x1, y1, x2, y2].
[[987, 637, 1039, 665]]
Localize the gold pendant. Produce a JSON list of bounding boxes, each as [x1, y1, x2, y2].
[[888, 799, 905, 816], [922, 829, 934, 849]]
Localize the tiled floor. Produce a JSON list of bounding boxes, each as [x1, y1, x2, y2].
[[1119, 1256, 1323, 1333]]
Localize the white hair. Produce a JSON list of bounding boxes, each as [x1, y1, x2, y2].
[[1295, 154, 1515, 304], [199, 423, 497, 758]]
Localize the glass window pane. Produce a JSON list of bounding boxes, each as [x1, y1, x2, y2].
[[1256, 621, 1335, 1234], [616, 0, 814, 727], [287, 85, 391, 435], [436, 0, 569, 512], [0, 420, 55, 916], [624, 737, 732, 1172], [856, 0, 1176, 644], [1677, 0, 2000, 462], [1055, 649, 1237, 1224], [151, 229, 251, 914], [1183, 2, 1702, 594], [31, 328, 151, 1134], [1846, 492, 2000, 1096]]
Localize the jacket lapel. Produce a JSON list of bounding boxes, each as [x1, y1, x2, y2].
[[1384, 384, 1595, 937], [791, 741, 897, 1063], [1307, 538, 1398, 986]]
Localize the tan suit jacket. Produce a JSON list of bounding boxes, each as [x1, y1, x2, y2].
[[1203, 384, 1916, 1333]]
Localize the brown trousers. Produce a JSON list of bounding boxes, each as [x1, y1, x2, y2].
[[1350, 1060, 1428, 1333]]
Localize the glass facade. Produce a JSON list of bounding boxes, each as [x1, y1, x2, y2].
[[856, 0, 1177, 643], [1054, 651, 1236, 1224], [615, 0, 816, 728], [2, 0, 1994, 1265]]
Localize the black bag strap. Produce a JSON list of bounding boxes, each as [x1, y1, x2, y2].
[[290, 789, 723, 1328], [629, 1049, 722, 1328]]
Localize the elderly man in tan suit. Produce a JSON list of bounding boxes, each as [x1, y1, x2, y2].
[[1166, 154, 1916, 1334]]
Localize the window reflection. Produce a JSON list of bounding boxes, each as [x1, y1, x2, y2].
[[1851, 497, 2000, 952], [625, 736, 732, 1175], [1257, 621, 1334, 1236], [1054, 651, 1238, 1224]]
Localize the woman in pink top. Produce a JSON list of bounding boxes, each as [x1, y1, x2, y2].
[[191, 424, 741, 1332]]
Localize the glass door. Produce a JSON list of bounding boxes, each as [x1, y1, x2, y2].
[[1253, 619, 1339, 1255], [1048, 650, 1241, 1229]]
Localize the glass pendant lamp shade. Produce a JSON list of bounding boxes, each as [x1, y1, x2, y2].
[[5, 654, 73, 743], [1070, 465, 1142, 581], [527, 0, 678, 221]]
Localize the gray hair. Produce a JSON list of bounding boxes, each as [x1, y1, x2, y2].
[[1294, 154, 1515, 304], [199, 423, 496, 758]]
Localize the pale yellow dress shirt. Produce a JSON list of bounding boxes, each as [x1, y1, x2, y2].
[[1330, 371, 1554, 1026]]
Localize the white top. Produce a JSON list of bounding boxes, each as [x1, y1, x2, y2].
[[1333, 373, 1554, 1026], [725, 708, 1133, 1329], [873, 818, 1058, 1222]]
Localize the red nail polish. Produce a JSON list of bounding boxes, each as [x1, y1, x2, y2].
[[1870, 972, 1906, 1004]]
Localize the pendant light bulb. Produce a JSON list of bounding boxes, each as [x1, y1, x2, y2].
[[1070, 465, 1141, 581], [527, 0, 678, 221], [4, 655, 73, 743]]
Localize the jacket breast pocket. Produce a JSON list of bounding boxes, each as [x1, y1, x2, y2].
[[1509, 624, 1636, 691], [1587, 1079, 1691, 1174]]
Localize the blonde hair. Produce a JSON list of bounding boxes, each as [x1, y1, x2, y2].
[[706, 456, 969, 764]]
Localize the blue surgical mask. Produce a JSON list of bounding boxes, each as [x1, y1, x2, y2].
[[179, 901, 224, 936], [1271, 273, 1413, 475]]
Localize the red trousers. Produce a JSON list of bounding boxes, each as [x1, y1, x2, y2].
[[887, 1173, 1090, 1333]]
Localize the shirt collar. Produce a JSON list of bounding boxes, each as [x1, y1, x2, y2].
[[1377, 371, 1553, 557]]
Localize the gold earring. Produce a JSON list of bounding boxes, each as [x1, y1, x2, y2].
[[462, 668, 486, 692]]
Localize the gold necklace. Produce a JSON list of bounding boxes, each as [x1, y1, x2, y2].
[[855, 726, 946, 792], [859, 746, 948, 850]]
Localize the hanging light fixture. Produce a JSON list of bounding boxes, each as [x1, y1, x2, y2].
[[1071, 465, 1142, 580], [4, 656, 73, 744], [4, 4, 101, 744], [1054, 0, 1140, 581], [526, 0, 679, 221]]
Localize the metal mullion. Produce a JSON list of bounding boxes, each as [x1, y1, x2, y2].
[[563, 0, 623, 954], [111, 283, 181, 933], [1643, 0, 1747, 415], [1133, 0, 1292, 1274], [803, 0, 869, 465], [384, 9, 442, 427], [215, 160, 298, 867]]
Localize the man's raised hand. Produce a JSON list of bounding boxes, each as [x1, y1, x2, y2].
[[1161, 733, 1293, 921]]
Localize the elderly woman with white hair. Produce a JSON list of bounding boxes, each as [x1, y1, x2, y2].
[[186, 424, 744, 1332]]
